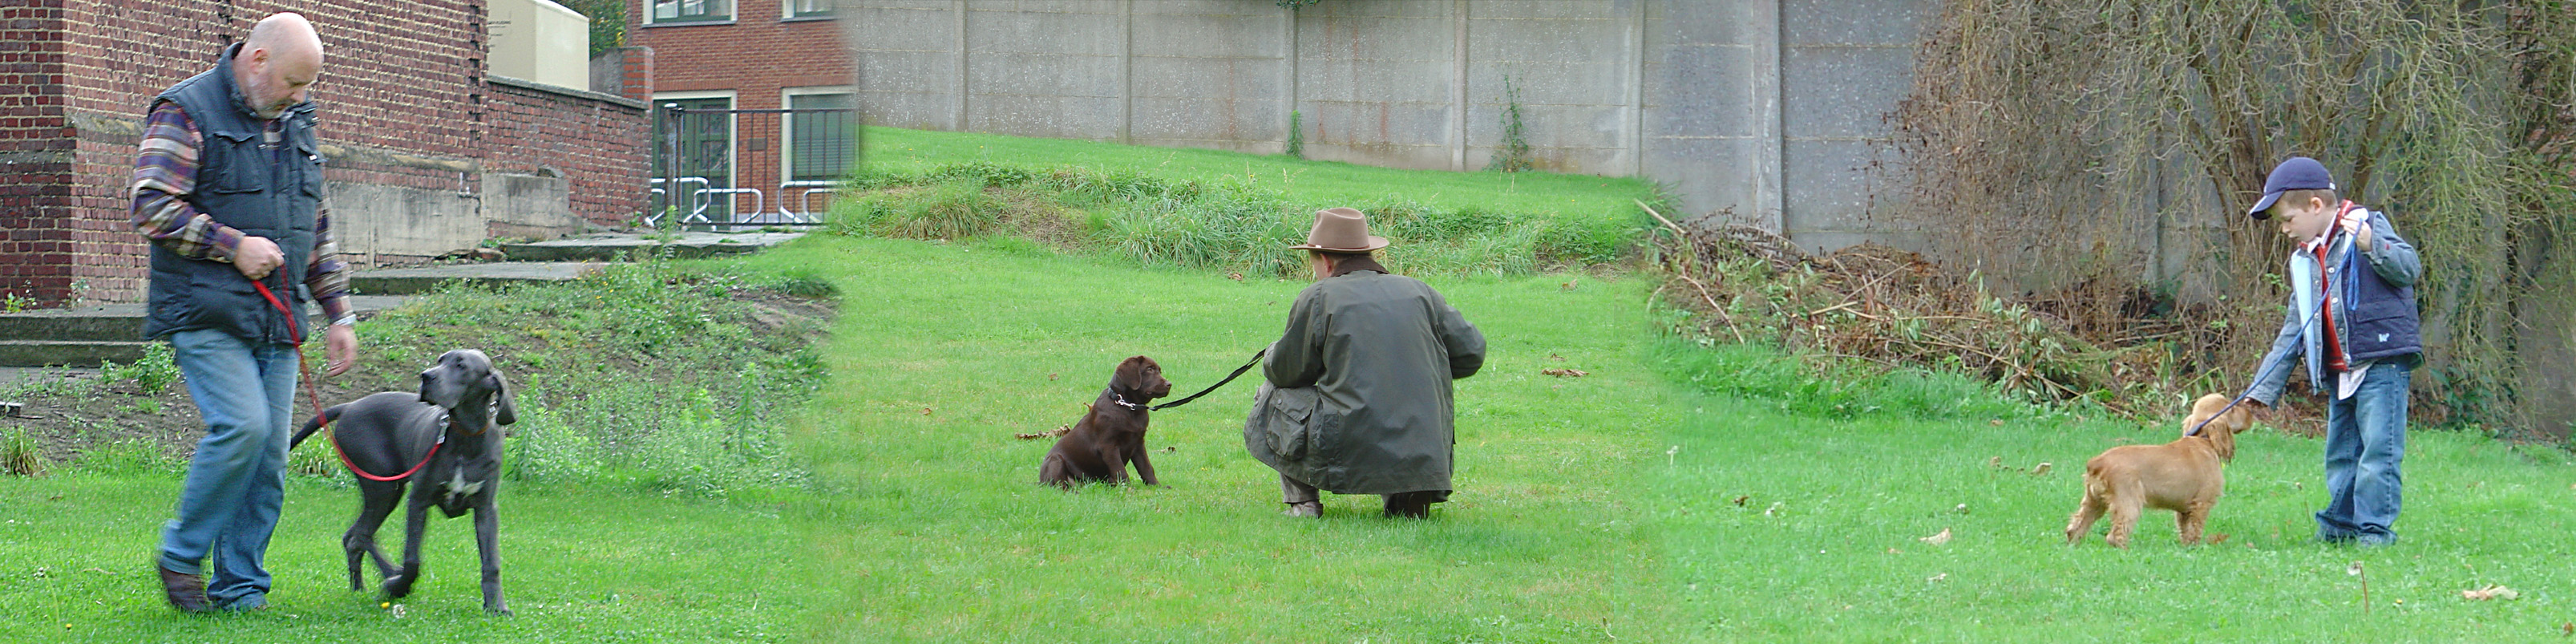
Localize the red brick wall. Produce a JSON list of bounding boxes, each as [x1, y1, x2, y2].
[[0, 2, 78, 306], [0, 2, 650, 306], [0, 1, 487, 306], [628, 0, 851, 219], [487, 79, 649, 226]]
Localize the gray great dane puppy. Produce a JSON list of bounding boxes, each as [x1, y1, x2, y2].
[[291, 349, 516, 614]]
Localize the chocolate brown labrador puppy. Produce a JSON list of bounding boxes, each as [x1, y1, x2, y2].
[[2064, 393, 2255, 548], [1038, 355, 1173, 488]]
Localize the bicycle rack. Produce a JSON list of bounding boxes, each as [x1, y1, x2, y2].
[[645, 176, 712, 228]]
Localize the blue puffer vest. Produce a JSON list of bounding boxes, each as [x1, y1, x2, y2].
[[141, 43, 325, 344], [2333, 210, 2422, 364]]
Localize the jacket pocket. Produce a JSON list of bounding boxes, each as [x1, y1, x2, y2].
[[203, 130, 265, 194], [297, 140, 326, 197], [2350, 298, 2414, 323], [1264, 386, 1318, 461]]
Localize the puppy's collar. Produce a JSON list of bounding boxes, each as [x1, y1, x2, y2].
[[1107, 391, 1146, 411]]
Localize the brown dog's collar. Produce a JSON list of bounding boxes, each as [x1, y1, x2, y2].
[[1107, 391, 1146, 411]]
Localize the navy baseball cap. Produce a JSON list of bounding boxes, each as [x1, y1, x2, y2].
[[2246, 156, 2335, 220]]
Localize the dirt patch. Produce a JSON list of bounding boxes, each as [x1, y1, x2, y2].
[[1, 373, 201, 464]]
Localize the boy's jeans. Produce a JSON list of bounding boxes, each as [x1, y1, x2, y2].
[[158, 330, 300, 610], [2317, 362, 2409, 545]]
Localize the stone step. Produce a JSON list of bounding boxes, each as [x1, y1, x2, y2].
[[0, 295, 408, 367], [499, 231, 805, 261], [0, 295, 410, 342], [0, 339, 152, 367], [349, 261, 605, 295]]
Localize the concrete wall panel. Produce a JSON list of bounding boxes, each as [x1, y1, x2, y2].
[[1781, 47, 1915, 138], [330, 183, 485, 258], [1783, 0, 1935, 45], [847, 0, 1935, 247]]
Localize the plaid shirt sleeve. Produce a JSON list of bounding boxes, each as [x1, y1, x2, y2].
[[308, 203, 350, 324], [130, 100, 244, 263]]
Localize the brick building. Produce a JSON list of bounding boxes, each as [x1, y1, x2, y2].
[[622, 0, 856, 224], [0, 1, 649, 307]]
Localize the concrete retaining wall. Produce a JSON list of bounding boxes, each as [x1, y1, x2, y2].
[[843, 0, 1935, 249]]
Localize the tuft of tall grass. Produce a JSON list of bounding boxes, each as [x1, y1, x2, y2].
[[72, 438, 180, 475], [837, 161, 1645, 278], [839, 180, 1011, 241], [353, 257, 827, 497], [1094, 184, 1304, 275], [2, 427, 42, 476]]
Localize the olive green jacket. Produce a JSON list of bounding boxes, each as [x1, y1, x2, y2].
[[1244, 269, 1486, 494]]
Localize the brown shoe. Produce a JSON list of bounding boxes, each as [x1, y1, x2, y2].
[[158, 565, 209, 613]]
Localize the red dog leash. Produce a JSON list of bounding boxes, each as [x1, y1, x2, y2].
[[253, 277, 440, 482]]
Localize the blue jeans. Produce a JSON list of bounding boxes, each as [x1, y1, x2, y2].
[[159, 330, 300, 610], [2317, 362, 2409, 545]]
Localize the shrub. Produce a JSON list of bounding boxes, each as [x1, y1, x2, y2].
[[101, 342, 181, 395]]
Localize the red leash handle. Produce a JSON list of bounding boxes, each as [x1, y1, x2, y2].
[[255, 278, 439, 482]]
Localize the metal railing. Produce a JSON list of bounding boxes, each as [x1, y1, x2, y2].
[[649, 103, 857, 230]]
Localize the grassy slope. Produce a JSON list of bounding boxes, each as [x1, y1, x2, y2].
[[1657, 352, 2576, 641], [0, 475, 797, 642], [730, 235, 1682, 642], [861, 126, 1657, 219]]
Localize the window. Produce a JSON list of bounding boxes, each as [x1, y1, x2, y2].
[[649, 0, 730, 24], [786, 0, 835, 19], [784, 91, 856, 183]]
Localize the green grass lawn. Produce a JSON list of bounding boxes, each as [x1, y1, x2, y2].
[[14, 128, 2575, 642], [860, 126, 1658, 221], [729, 235, 1684, 641], [0, 474, 798, 642], [743, 227, 2574, 641], [1656, 345, 2576, 641]]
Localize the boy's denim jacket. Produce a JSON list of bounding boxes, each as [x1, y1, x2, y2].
[[2246, 207, 2424, 407]]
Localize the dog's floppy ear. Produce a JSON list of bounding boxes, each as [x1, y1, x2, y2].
[[2220, 403, 2255, 435], [486, 371, 517, 426], [1110, 355, 1147, 391]]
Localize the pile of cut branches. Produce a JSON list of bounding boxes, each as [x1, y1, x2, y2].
[[1645, 205, 2237, 419]]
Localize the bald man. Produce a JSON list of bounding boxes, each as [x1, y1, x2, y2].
[[132, 13, 356, 613]]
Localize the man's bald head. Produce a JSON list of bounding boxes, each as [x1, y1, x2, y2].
[[234, 13, 324, 119]]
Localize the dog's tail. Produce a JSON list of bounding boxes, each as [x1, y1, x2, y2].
[[289, 404, 346, 449]]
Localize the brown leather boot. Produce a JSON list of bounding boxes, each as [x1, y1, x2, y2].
[[159, 565, 210, 613]]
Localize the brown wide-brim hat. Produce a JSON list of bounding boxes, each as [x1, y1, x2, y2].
[[1287, 207, 1390, 252]]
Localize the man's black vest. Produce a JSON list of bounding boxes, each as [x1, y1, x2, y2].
[[142, 43, 325, 344]]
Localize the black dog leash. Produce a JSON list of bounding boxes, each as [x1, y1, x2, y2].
[[1151, 349, 1268, 411]]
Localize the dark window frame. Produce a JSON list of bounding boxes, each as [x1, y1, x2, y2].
[[649, 0, 732, 24]]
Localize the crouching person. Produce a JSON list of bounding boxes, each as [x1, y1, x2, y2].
[[1246, 208, 1486, 519]]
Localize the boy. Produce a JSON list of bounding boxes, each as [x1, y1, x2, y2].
[[2242, 156, 2423, 546]]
